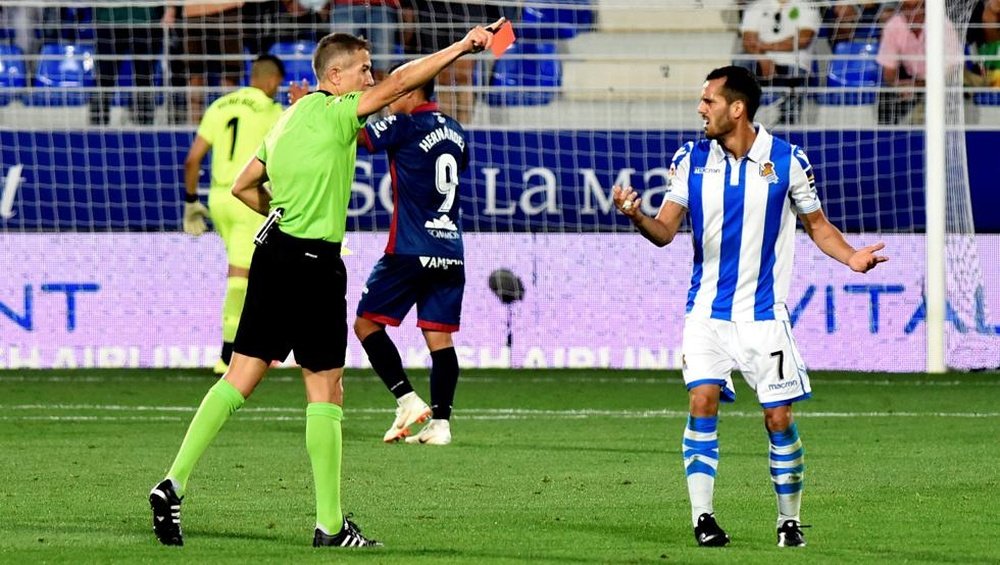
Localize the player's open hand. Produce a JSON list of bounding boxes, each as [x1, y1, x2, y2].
[[183, 200, 209, 236], [613, 185, 642, 219], [462, 17, 503, 53], [848, 241, 888, 273], [288, 79, 310, 105]]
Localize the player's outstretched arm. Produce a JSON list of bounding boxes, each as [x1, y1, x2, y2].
[[231, 157, 272, 216], [613, 184, 685, 247], [800, 208, 888, 273], [356, 18, 503, 117]]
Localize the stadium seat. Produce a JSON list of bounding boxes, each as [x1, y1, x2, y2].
[[62, 6, 95, 41], [112, 59, 165, 107], [27, 43, 97, 106], [268, 40, 317, 84], [972, 89, 1000, 105], [487, 41, 562, 106], [520, 0, 594, 41], [818, 41, 881, 105], [0, 43, 28, 106]]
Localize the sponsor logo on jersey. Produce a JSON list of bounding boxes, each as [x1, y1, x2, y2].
[[425, 214, 460, 239], [419, 256, 464, 269], [693, 166, 722, 175], [425, 214, 458, 231]]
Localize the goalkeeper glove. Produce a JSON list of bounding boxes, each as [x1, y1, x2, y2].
[[183, 200, 209, 236]]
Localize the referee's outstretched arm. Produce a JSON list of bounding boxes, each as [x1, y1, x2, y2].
[[355, 18, 504, 118]]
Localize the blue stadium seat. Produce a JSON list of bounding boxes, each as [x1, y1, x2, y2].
[[519, 0, 594, 40], [62, 6, 95, 41], [0, 43, 28, 106], [487, 42, 562, 106], [268, 40, 317, 84], [112, 58, 165, 107], [973, 89, 1000, 105], [27, 43, 96, 106], [818, 41, 881, 105]]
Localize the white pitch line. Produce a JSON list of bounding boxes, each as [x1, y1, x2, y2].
[[1, 374, 998, 386], [2, 405, 998, 420]]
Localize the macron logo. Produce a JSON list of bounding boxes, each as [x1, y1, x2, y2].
[[419, 256, 464, 269]]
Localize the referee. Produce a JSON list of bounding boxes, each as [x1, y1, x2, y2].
[[149, 21, 501, 548], [181, 54, 286, 375]]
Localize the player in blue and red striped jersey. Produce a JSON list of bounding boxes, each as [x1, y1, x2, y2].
[[354, 70, 469, 446]]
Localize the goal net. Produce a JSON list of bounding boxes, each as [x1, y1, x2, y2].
[[0, 0, 996, 371]]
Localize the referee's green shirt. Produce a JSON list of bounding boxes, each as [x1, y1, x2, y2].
[[257, 90, 366, 243], [198, 86, 283, 192]]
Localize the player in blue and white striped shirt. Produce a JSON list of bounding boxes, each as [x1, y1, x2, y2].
[[614, 66, 887, 548]]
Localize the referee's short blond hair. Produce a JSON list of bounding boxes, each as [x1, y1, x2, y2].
[[312, 33, 371, 80]]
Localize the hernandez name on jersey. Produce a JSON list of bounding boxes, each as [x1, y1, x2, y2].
[[361, 104, 470, 260]]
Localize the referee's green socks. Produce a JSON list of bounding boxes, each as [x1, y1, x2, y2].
[[167, 379, 245, 496], [222, 276, 248, 349], [306, 402, 344, 535]]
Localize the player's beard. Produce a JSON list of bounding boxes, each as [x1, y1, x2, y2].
[[704, 114, 733, 140]]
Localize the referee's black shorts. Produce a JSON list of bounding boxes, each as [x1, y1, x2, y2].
[[234, 228, 347, 372]]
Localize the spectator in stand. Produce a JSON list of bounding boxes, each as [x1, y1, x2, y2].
[[825, 2, 890, 48], [401, 0, 503, 123], [277, 0, 327, 44], [0, 5, 43, 55], [330, 1, 401, 80], [740, 0, 821, 124], [182, 2, 245, 124], [244, 0, 327, 57], [967, 0, 1000, 87], [875, 0, 962, 124], [242, 0, 282, 56], [89, 5, 172, 126]]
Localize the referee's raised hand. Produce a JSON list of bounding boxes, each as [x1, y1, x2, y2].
[[462, 17, 505, 54]]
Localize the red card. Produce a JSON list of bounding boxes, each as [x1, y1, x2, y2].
[[490, 21, 516, 57]]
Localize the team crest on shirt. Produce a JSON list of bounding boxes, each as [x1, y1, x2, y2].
[[759, 161, 779, 184]]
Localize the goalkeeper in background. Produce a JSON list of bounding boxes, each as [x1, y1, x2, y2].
[[182, 54, 286, 375], [355, 70, 468, 446], [613, 65, 888, 549]]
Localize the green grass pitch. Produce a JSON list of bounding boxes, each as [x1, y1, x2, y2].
[[1, 369, 998, 564]]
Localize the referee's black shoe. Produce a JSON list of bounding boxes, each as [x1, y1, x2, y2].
[[149, 479, 183, 546], [313, 515, 382, 548], [694, 513, 730, 547]]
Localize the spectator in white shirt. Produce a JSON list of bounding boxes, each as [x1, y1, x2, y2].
[[740, 0, 821, 124]]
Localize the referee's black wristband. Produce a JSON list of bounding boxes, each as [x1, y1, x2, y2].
[[184, 193, 198, 203]]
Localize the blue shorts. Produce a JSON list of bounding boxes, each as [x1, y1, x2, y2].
[[357, 254, 465, 332]]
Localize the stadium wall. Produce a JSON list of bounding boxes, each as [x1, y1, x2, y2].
[[2, 129, 1000, 232], [2, 232, 998, 372], [2, 128, 998, 371]]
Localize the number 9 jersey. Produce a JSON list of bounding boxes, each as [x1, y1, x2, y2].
[[359, 102, 469, 260]]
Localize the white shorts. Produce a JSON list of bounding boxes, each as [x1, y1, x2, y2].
[[681, 316, 812, 407]]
